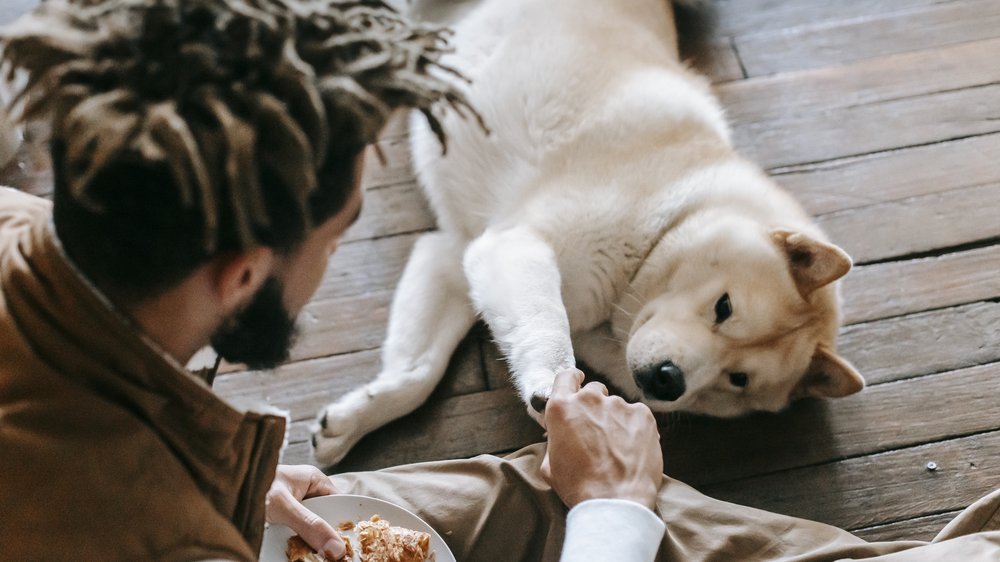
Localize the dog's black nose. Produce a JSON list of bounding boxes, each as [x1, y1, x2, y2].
[[634, 361, 686, 401]]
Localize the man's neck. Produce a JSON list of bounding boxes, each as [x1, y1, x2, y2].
[[122, 269, 222, 367]]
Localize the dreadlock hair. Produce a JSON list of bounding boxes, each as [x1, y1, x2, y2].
[[0, 0, 478, 301]]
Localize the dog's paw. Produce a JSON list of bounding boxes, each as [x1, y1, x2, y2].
[[311, 393, 369, 466], [525, 383, 553, 426]]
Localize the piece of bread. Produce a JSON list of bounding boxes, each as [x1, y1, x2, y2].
[[286, 534, 354, 562], [356, 515, 432, 562]]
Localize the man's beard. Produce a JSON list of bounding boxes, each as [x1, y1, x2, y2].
[[210, 277, 299, 370]]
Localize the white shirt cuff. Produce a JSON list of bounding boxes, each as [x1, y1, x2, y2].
[[561, 498, 665, 562]]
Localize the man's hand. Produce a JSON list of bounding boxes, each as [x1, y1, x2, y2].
[[540, 369, 663, 509], [266, 465, 346, 560]]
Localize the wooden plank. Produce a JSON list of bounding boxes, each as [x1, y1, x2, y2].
[[732, 83, 1000, 169], [311, 232, 418, 302], [839, 302, 1000, 386], [852, 511, 960, 542], [281, 336, 487, 453], [217, 274, 401, 374], [377, 110, 411, 141], [361, 134, 415, 190], [733, 0, 1000, 76], [215, 349, 381, 422], [285, 289, 392, 363], [282, 440, 314, 465], [216, 327, 487, 421], [663, 361, 1000, 486], [717, 38, 1000, 125], [404, 0, 482, 26], [269, 284, 491, 379], [320, 388, 543, 471], [774, 132, 1000, 216], [699, 430, 1000, 531], [343, 180, 434, 244], [433, 327, 490, 399], [817, 182, 1000, 264], [0, 0, 38, 25], [714, 0, 949, 37], [842, 245, 1000, 325], [482, 333, 511, 391]]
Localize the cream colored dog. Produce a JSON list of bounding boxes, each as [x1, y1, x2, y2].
[[313, 0, 864, 465]]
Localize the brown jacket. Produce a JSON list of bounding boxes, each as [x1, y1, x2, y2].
[[0, 187, 285, 561]]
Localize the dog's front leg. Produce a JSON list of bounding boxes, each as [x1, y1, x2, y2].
[[312, 233, 476, 466], [464, 226, 575, 417]]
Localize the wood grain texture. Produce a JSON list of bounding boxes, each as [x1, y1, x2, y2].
[[699, 429, 1000, 530], [288, 289, 392, 362], [311, 233, 419, 302], [0, 0, 38, 25], [732, 83, 1000, 169], [215, 349, 381, 423], [327, 388, 543, 471], [662, 361, 1000, 487], [775, 132, 1000, 216], [817, 182, 1000, 264], [852, 510, 960, 542], [361, 134, 416, 190], [717, 38, 1000, 126], [342, 180, 434, 243], [215, 327, 488, 425], [733, 0, 1000, 76], [838, 302, 1000, 386], [713, 0, 948, 37], [841, 245, 1000, 325]]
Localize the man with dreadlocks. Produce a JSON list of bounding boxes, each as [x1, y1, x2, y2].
[[0, 0, 669, 560]]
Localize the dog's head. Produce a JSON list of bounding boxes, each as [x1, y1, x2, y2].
[[620, 213, 863, 417]]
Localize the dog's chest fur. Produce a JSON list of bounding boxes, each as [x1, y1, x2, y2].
[[410, 0, 733, 332]]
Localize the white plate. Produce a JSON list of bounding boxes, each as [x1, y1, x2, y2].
[[259, 494, 456, 562]]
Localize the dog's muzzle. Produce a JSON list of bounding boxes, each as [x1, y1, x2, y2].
[[634, 360, 686, 401]]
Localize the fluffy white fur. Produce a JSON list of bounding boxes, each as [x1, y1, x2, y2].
[[312, 0, 863, 465]]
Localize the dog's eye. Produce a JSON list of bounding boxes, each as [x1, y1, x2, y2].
[[714, 293, 732, 323], [729, 372, 749, 388]]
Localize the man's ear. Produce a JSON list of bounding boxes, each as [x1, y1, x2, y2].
[[793, 345, 865, 399], [213, 247, 275, 314], [771, 229, 852, 299]]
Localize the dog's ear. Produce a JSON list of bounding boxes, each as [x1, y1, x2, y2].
[[793, 346, 865, 399], [771, 229, 852, 298]]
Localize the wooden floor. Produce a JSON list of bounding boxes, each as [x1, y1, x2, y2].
[[3, 0, 998, 544]]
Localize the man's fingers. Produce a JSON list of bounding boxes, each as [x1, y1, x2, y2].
[[269, 491, 345, 559], [539, 452, 552, 483], [549, 369, 584, 400], [305, 473, 337, 499], [582, 381, 609, 396]]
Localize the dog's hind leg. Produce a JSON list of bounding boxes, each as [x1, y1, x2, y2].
[[312, 232, 475, 466], [464, 225, 576, 417]]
